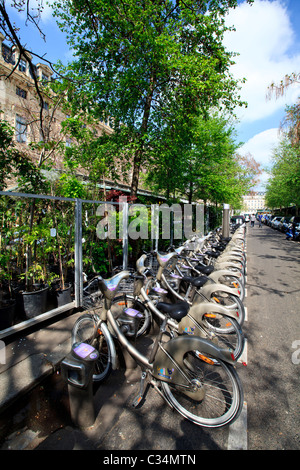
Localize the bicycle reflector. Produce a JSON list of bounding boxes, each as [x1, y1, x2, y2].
[[197, 353, 215, 365]]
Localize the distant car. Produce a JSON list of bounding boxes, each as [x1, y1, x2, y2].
[[267, 215, 276, 226], [278, 216, 291, 233], [231, 215, 245, 225], [271, 216, 282, 229], [288, 217, 300, 238], [288, 216, 300, 228]]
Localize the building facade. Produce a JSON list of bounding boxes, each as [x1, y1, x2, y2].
[[242, 191, 266, 213], [0, 33, 115, 186]]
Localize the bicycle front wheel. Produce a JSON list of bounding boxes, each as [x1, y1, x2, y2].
[[202, 316, 245, 361], [161, 352, 243, 428], [71, 313, 115, 382], [211, 293, 245, 328]]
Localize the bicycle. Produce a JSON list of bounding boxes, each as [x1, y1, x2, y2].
[[72, 269, 244, 428], [150, 250, 246, 329], [135, 255, 245, 361]]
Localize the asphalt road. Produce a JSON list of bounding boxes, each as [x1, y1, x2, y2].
[[242, 222, 300, 450], [0, 222, 299, 451]]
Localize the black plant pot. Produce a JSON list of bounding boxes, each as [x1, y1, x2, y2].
[[0, 299, 16, 330], [53, 283, 72, 308], [21, 285, 49, 319]]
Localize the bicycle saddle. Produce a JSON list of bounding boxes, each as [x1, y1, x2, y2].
[[156, 301, 189, 321], [194, 264, 214, 275], [204, 250, 221, 258], [181, 275, 208, 287]]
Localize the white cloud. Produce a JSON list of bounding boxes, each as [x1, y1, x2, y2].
[[223, 0, 300, 122], [238, 128, 281, 167], [238, 127, 280, 191]]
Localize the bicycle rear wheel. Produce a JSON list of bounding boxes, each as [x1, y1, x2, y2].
[[161, 352, 243, 428], [110, 294, 152, 337], [71, 313, 115, 382]]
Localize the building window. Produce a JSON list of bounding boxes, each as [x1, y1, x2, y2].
[[18, 59, 26, 73], [16, 115, 27, 143], [41, 73, 49, 83], [16, 86, 27, 99], [2, 44, 15, 65]]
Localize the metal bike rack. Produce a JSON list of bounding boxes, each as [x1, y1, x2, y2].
[[61, 342, 99, 429]]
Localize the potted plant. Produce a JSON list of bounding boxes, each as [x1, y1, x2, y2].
[[47, 197, 74, 309], [0, 270, 16, 330], [0, 201, 18, 329], [19, 261, 49, 319]]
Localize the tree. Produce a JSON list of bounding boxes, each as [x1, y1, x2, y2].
[[265, 137, 300, 213], [145, 112, 260, 206], [53, 0, 252, 197]]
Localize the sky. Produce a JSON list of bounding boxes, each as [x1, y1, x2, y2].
[[4, 0, 300, 191]]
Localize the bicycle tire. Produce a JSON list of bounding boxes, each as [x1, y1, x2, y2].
[[161, 352, 244, 428], [71, 313, 115, 382], [211, 293, 245, 328], [201, 315, 244, 361], [216, 275, 245, 302]]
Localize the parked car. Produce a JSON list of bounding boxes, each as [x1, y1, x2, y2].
[[288, 216, 300, 238], [266, 215, 276, 226], [271, 216, 282, 229], [288, 216, 300, 228], [278, 216, 291, 232]]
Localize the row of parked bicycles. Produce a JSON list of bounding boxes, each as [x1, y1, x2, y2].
[[262, 214, 300, 240], [71, 224, 247, 429]]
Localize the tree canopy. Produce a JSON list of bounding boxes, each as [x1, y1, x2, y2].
[[53, 0, 253, 197]]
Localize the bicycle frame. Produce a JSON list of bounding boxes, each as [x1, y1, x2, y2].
[[94, 271, 236, 400]]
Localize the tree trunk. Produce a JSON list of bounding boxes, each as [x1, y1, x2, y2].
[[130, 74, 156, 198]]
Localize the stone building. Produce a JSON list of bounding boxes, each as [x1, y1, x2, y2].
[[0, 33, 165, 200], [0, 33, 115, 187], [242, 191, 266, 213]]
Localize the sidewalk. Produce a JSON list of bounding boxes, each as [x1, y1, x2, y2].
[[0, 310, 83, 414]]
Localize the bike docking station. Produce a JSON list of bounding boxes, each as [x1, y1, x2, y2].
[[117, 306, 144, 371], [61, 342, 99, 429]]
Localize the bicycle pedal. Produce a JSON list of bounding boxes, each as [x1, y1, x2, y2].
[[132, 394, 145, 408]]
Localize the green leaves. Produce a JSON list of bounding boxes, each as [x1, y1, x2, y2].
[[53, 0, 249, 195]]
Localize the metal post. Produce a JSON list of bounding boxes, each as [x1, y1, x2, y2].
[[74, 198, 83, 308], [122, 199, 129, 270], [151, 204, 159, 252], [222, 203, 230, 238]]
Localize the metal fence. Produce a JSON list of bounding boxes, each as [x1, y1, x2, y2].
[[0, 191, 164, 339], [0, 190, 210, 339]]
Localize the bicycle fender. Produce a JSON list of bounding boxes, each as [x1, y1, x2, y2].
[[187, 302, 239, 321], [208, 269, 243, 283], [219, 254, 244, 263], [199, 282, 239, 298], [152, 335, 235, 384], [215, 261, 243, 271]]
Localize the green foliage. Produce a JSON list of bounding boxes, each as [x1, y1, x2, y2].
[[53, 0, 251, 195], [265, 135, 300, 210]]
